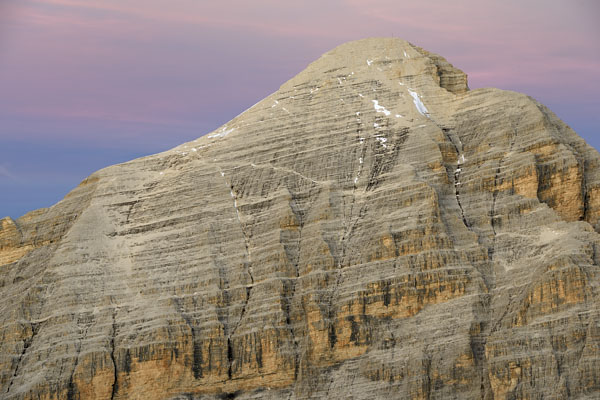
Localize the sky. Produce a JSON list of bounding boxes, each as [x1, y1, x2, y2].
[[1, 0, 599, 219]]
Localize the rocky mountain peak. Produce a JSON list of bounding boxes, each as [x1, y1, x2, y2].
[[289, 38, 469, 95], [1, 38, 599, 399]]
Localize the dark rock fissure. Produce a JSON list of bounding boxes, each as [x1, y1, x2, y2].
[[454, 162, 469, 228], [325, 176, 365, 349], [67, 315, 93, 400], [110, 311, 119, 400], [173, 297, 203, 379], [208, 223, 232, 339], [217, 167, 255, 380], [441, 125, 496, 398], [5, 321, 40, 394], [227, 337, 233, 379], [439, 126, 470, 229], [489, 162, 501, 260], [192, 333, 203, 380], [365, 127, 408, 192], [286, 190, 306, 380], [423, 354, 432, 400]]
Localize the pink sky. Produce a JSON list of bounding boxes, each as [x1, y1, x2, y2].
[[0, 0, 599, 217]]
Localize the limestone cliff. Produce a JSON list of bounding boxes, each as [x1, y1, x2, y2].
[[1, 38, 599, 399]]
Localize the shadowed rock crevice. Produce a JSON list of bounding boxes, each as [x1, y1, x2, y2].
[[110, 311, 119, 400], [66, 314, 94, 400], [173, 297, 203, 380], [281, 188, 310, 379], [5, 321, 41, 395]]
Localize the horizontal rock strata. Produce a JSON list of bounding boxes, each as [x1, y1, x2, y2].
[[1, 38, 599, 399]]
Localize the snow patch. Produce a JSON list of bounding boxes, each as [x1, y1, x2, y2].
[[372, 100, 391, 116], [376, 137, 388, 148], [408, 89, 429, 116], [208, 127, 235, 139]]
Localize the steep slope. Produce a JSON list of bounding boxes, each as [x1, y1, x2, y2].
[[1, 38, 599, 399]]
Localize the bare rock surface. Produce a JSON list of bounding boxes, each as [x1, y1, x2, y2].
[[1, 38, 599, 399]]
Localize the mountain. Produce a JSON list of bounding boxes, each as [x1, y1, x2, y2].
[[1, 38, 599, 399]]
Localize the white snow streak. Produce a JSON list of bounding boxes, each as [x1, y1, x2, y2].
[[372, 100, 391, 116], [408, 89, 429, 116], [208, 127, 235, 138]]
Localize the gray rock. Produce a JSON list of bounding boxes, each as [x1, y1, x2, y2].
[[1, 38, 599, 399]]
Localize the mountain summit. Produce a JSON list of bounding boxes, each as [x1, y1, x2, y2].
[[1, 38, 599, 399]]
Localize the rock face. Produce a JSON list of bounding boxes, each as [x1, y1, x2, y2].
[[1, 38, 600, 400]]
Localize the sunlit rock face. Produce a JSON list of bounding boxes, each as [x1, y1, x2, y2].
[[1, 38, 599, 400]]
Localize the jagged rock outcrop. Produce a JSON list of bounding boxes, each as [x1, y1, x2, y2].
[[1, 38, 599, 399]]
